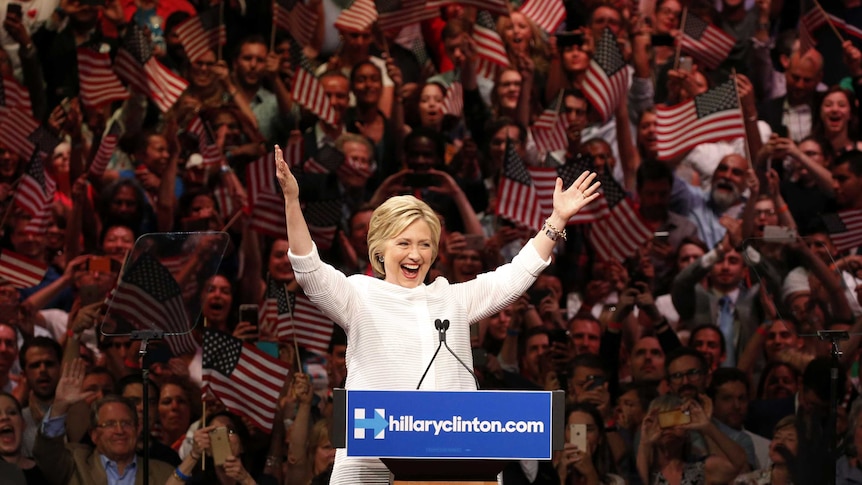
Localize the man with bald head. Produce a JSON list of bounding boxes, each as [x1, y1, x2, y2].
[[758, 49, 824, 142]]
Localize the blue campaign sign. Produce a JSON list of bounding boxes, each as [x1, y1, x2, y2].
[[345, 390, 555, 460]]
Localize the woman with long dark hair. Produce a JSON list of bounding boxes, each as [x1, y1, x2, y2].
[[557, 403, 624, 485]]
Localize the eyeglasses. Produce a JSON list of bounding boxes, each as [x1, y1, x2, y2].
[[668, 368, 704, 382], [97, 420, 135, 430]]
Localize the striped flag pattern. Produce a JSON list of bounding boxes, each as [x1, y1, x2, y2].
[[274, 1, 318, 46], [77, 45, 130, 108], [823, 210, 862, 252], [655, 79, 745, 160], [187, 116, 223, 168], [0, 108, 38, 159], [88, 123, 121, 178], [0, 249, 47, 288], [334, 0, 378, 33], [15, 148, 55, 224], [212, 184, 237, 218], [106, 252, 198, 356], [519, 0, 566, 33], [292, 68, 337, 126], [174, 7, 227, 62], [247, 153, 287, 238], [0, 76, 32, 112], [680, 14, 735, 70], [474, 10, 509, 73], [305, 198, 343, 251], [558, 154, 611, 224], [531, 95, 569, 155], [377, 0, 436, 31], [496, 140, 543, 230], [441, 80, 463, 117], [527, 163, 558, 216], [587, 172, 653, 262], [284, 291, 334, 355], [114, 24, 188, 112], [583, 28, 629, 123], [202, 329, 290, 430]]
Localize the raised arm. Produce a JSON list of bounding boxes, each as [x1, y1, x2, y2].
[[275, 145, 314, 256], [530, 172, 601, 260]]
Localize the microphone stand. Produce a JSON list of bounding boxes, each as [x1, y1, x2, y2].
[[129, 329, 164, 485], [417, 319, 480, 390]]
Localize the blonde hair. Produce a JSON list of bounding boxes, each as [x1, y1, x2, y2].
[[367, 196, 441, 277]]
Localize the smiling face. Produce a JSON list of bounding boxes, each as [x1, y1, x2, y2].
[[451, 250, 483, 282], [202, 275, 232, 325], [637, 111, 658, 155], [502, 13, 533, 54], [419, 84, 445, 127], [268, 239, 295, 283], [654, 0, 682, 33], [821, 90, 853, 137], [90, 401, 137, 462], [352, 63, 383, 107], [102, 226, 135, 259], [382, 220, 434, 288], [0, 394, 22, 456], [496, 70, 522, 111]]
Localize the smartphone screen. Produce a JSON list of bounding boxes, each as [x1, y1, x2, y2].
[[658, 409, 691, 428], [239, 304, 259, 326], [6, 3, 22, 18]]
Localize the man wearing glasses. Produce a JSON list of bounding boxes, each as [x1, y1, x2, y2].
[[34, 359, 173, 485]]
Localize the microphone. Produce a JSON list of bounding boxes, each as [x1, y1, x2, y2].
[[416, 319, 480, 390]]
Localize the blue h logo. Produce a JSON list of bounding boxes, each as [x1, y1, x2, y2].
[[354, 408, 387, 439]]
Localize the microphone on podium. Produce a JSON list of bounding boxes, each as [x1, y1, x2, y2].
[[416, 319, 480, 390]]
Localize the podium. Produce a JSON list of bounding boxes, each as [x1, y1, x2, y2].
[[331, 389, 565, 485]]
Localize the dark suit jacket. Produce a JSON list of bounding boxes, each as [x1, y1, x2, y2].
[[757, 96, 787, 136], [34, 433, 174, 485]]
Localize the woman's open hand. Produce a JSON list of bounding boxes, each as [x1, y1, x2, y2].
[[550, 171, 600, 225]]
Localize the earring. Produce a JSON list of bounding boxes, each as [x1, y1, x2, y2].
[[377, 255, 384, 263]]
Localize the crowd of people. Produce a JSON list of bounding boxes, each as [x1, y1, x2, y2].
[[2, 0, 862, 484]]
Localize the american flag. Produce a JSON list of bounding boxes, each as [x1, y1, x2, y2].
[[587, 172, 653, 262], [426, 0, 508, 15], [88, 122, 121, 178], [305, 198, 343, 251], [559, 154, 610, 224], [212, 184, 237, 218], [77, 44, 129, 108], [106, 252, 197, 356], [114, 24, 188, 112], [0, 76, 32, 112], [680, 13, 735, 70], [442, 80, 463, 117], [283, 136, 304, 170], [655, 79, 745, 161], [174, 7, 227, 62], [377, 0, 436, 31], [582, 28, 629, 123], [527, 162, 558, 216], [0, 108, 39, 159], [304, 144, 344, 174], [823, 210, 862, 252], [292, 68, 337, 126], [334, 0, 378, 33], [801, 4, 829, 32], [474, 10, 509, 75], [274, 1, 318, 46], [202, 329, 290, 430], [15, 148, 55, 224], [531, 94, 569, 155], [247, 153, 287, 238], [27, 123, 61, 158], [187, 116, 223, 168], [799, 20, 817, 55], [496, 140, 543, 230], [519, 0, 566, 33], [286, 291, 335, 355], [0, 249, 47, 289]]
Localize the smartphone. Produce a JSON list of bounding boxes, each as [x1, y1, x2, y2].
[[762, 225, 798, 243], [463, 234, 485, 252], [679, 56, 693, 72], [548, 328, 569, 346], [88, 255, 113, 274], [651, 33, 675, 47], [653, 231, 670, 243], [527, 288, 553, 307], [60, 97, 73, 114], [6, 3, 21, 18], [556, 32, 585, 48], [569, 423, 587, 450], [471, 347, 488, 367], [403, 172, 437, 188], [585, 375, 606, 391], [658, 408, 691, 428], [239, 304, 259, 326], [774, 125, 789, 138], [79, 284, 104, 306], [209, 426, 231, 466]]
